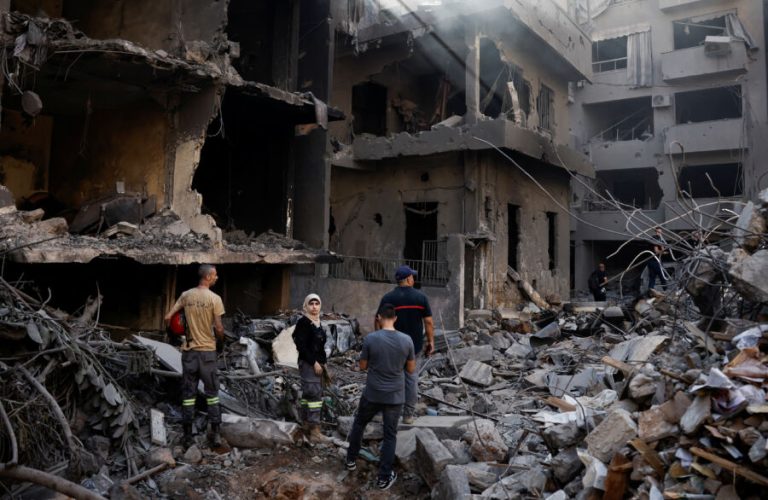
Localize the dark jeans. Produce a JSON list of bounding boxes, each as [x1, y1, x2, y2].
[[346, 396, 402, 481], [592, 288, 606, 301], [299, 360, 323, 424], [181, 350, 220, 425], [647, 259, 666, 291]]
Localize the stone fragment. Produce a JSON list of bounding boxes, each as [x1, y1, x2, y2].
[[542, 423, 585, 449], [659, 391, 692, 424], [451, 345, 494, 365], [404, 415, 474, 439], [466, 309, 493, 320], [546, 491, 567, 500], [638, 406, 679, 442], [551, 447, 583, 483], [431, 465, 471, 500], [460, 419, 508, 462], [271, 325, 299, 368], [585, 409, 637, 463], [442, 439, 472, 464], [459, 359, 494, 386], [733, 201, 766, 251], [33, 217, 68, 235], [490, 332, 511, 350], [394, 428, 420, 469], [729, 250, 768, 302], [629, 372, 658, 400], [680, 395, 710, 435], [464, 463, 502, 490], [182, 445, 202, 464], [20, 208, 44, 223], [415, 428, 455, 487], [221, 416, 299, 448], [738, 427, 762, 447], [748, 435, 767, 463], [504, 340, 532, 359], [147, 447, 176, 468]]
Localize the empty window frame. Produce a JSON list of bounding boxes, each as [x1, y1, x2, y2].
[[592, 36, 628, 72], [537, 84, 554, 131], [678, 163, 743, 198], [507, 204, 520, 270], [673, 15, 727, 50], [675, 86, 741, 124], [352, 82, 387, 135], [546, 212, 557, 271]]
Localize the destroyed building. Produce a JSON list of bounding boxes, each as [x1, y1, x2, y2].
[[290, 0, 594, 331], [569, 0, 768, 291], [0, 0, 341, 329]]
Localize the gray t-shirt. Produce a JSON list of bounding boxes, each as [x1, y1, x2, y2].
[[360, 328, 415, 405]]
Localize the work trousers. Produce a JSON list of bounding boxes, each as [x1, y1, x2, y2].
[[299, 360, 323, 425], [181, 350, 221, 425], [403, 353, 422, 417], [346, 396, 402, 481], [647, 259, 667, 291]]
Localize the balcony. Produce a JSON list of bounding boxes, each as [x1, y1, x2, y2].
[[589, 138, 659, 170], [663, 119, 746, 154], [576, 209, 665, 241], [661, 42, 748, 82], [663, 199, 744, 231]]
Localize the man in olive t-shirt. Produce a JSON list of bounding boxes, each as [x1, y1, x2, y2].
[[165, 264, 225, 448]]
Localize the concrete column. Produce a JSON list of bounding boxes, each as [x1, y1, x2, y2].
[[464, 22, 480, 125], [573, 238, 594, 292], [444, 234, 465, 329]]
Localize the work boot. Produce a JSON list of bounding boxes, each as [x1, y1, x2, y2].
[[209, 423, 222, 448], [309, 424, 330, 445], [182, 423, 194, 449]]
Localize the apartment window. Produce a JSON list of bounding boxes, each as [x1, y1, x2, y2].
[[507, 204, 520, 270], [403, 202, 438, 261], [592, 36, 628, 72], [352, 82, 387, 135], [546, 212, 557, 271], [673, 15, 726, 50], [675, 86, 741, 124], [678, 163, 743, 198], [537, 84, 554, 132]]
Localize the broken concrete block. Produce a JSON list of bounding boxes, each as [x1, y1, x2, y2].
[[659, 391, 692, 424], [394, 428, 420, 469], [404, 416, 474, 439], [221, 415, 299, 448], [546, 491, 568, 500], [729, 250, 768, 303], [585, 409, 637, 463], [680, 395, 710, 435], [638, 406, 679, 442], [431, 465, 471, 500], [459, 359, 493, 386], [504, 340, 532, 359], [337, 416, 383, 440], [490, 332, 511, 350], [415, 428, 455, 487], [271, 325, 298, 368], [147, 447, 176, 468], [529, 322, 561, 349], [733, 201, 766, 252], [748, 435, 767, 463], [150, 408, 167, 446], [20, 208, 44, 223], [542, 422, 585, 449], [182, 445, 202, 464], [578, 450, 607, 490], [629, 372, 658, 400], [466, 309, 493, 321], [460, 419, 508, 462], [551, 447, 583, 483], [442, 439, 472, 464], [33, 217, 68, 236], [451, 345, 494, 365]]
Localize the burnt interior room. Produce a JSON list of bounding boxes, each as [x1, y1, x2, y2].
[[595, 167, 663, 209], [673, 15, 726, 50], [193, 90, 294, 237], [227, 0, 277, 85], [675, 86, 742, 124], [678, 163, 743, 198], [584, 97, 653, 141]]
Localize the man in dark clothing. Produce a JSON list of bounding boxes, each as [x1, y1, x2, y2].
[[376, 265, 434, 424], [588, 262, 608, 301], [346, 304, 416, 490], [648, 227, 668, 292]]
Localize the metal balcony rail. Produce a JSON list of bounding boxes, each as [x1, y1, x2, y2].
[[329, 255, 450, 287], [590, 108, 653, 143]]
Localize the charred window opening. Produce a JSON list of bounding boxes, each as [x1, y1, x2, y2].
[[546, 212, 557, 271], [594, 168, 663, 210], [479, 39, 505, 119], [585, 97, 653, 142], [592, 36, 628, 72], [675, 86, 741, 124], [352, 82, 387, 135], [227, 0, 277, 84], [537, 84, 554, 132], [678, 163, 743, 198], [673, 15, 727, 50], [193, 91, 291, 237], [404, 202, 438, 261], [507, 204, 519, 270]]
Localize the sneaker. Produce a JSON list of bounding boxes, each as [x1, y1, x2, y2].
[[344, 458, 357, 471], [402, 415, 415, 425], [377, 471, 397, 490]]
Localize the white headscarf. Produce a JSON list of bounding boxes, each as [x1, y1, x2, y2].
[[302, 293, 322, 327]]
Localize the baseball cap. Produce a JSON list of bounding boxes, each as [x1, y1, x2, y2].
[[395, 264, 418, 282]]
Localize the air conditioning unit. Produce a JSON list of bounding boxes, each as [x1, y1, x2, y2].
[[651, 94, 672, 108], [704, 35, 732, 57]]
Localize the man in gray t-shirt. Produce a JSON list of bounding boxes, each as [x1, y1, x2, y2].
[[345, 304, 416, 490]]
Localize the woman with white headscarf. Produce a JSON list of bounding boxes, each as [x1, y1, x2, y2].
[[292, 293, 329, 444]]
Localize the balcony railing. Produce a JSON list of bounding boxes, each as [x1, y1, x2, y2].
[[329, 255, 449, 287]]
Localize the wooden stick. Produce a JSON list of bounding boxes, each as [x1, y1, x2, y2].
[[0, 464, 106, 500], [18, 366, 77, 455], [0, 399, 18, 466], [629, 438, 665, 477], [545, 396, 576, 412], [601, 356, 635, 375], [124, 463, 168, 485], [690, 446, 768, 486]]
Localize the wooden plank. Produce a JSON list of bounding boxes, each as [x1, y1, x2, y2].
[[690, 446, 768, 486], [629, 438, 665, 477], [545, 396, 577, 412], [602, 356, 635, 375]]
